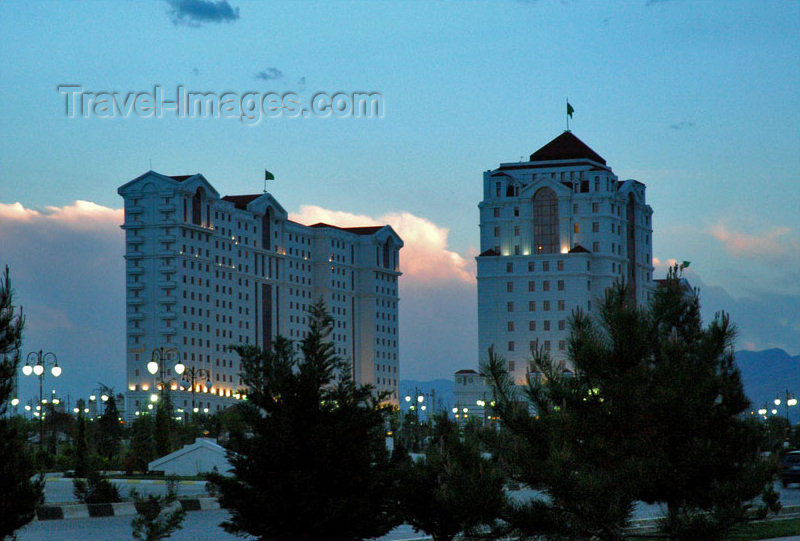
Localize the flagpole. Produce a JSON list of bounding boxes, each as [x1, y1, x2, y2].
[[566, 97, 569, 131]]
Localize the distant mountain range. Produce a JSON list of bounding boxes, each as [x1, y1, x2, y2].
[[735, 349, 800, 421], [401, 349, 800, 422]]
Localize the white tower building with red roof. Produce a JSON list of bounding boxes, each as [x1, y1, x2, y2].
[[476, 132, 654, 383]]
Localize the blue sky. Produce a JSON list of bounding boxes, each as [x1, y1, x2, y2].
[[1, 0, 798, 406]]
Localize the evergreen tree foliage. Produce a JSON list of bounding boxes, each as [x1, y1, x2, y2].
[[130, 486, 186, 541], [97, 391, 123, 461], [127, 415, 156, 474], [486, 268, 774, 541], [397, 413, 506, 541], [0, 266, 44, 539], [210, 300, 399, 541], [74, 400, 89, 477], [154, 392, 174, 458], [73, 470, 120, 504]]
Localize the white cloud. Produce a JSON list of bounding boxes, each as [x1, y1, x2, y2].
[[0, 200, 123, 230], [290, 205, 476, 284]]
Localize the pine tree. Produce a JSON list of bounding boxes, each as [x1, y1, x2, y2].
[[74, 399, 89, 477], [398, 413, 505, 541], [211, 300, 399, 541], [0, 266, 44, 538], [486, 270, 773, 541], [153, 392, 173, 458], [130, 486, 185, 541], [127, 415, 156, 474], [97, 391, 123, 461]]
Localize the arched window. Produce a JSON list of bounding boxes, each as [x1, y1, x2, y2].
[[534, 187, 559, 254]]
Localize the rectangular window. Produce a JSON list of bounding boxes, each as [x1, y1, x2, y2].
[[508, 360, 515, 371], [542, 261, 550, 272], [543, 300, 551, 311], [592, 202, 599, 213], [506, 262, 513, 273], [496, 182, 501, 197], [507, 301, 514, 312], [593, 241, 600, 253], [494, 226, 500, 237], [529, 340, 538, 352], [592, 222, 599, 233], [559, 340, 566, 351], [559, 320, 566, 330], [514, 207, 519, 217], [507, 321, 515, 332], [573, 223, 579, 234], [544, 320, 551, 331], [557, 260, 564, 271], [493, 207, 500, 218], [544, 340, 551, 351], [507, 281, 513, 292], [573, 203, 578, 214], [514, 245, 520, 255], [529, 320, 536, 331], [528, 281, 535, 292], [557, 280, 565, 291], [508, 342, 515, 353], [514, 226, 520, 236], [528, 262, 535, 272], [558, 300, 565, 311], [543, 281, 550, 291], [528, 300, 535, 311]]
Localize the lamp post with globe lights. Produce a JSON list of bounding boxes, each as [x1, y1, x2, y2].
[[146, 347, 183, 407], [21, 350, 61, 451], [175, 364, 212, 421]]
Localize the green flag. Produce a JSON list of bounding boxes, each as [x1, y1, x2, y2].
[[567, 101, 575, 118], [680, 260, 691, 269], [265, 170, 275, 181]]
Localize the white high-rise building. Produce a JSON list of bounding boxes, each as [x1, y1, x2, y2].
[[477, 131, 654, 383], [119, 171, 402, 418]]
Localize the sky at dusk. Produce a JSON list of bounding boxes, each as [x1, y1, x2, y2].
[[1, 1, 798, 406]]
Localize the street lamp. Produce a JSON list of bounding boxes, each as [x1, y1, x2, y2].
[[176, 364, 212, 421], [22, 350, 61, 451], [147, 347, 182, 408]]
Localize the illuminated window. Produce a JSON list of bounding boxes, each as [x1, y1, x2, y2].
[[534, 188, 559, 253]]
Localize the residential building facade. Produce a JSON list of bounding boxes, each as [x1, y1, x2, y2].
[[476, 131, 654, 383], [119, 171, 402, 418]]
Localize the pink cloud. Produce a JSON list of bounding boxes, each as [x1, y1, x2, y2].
[[0, 200, 123, 230], [290, 205, 476, 284], [708, 223, 798, 259]]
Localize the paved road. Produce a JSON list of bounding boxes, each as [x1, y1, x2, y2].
[[44, 478, 207, 504], [16, 509, 425, 541], [21, 479, 800, 541]]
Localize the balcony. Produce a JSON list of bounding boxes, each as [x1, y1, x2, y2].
[[158, 204, 176, 213], [128, 313, 145, 321], [127, 283, 144, 290], [158, 327, 177, 336], [158, 280, 177, 289], [127, 267, 144, 275], [157, 250, 178, 258], [160, 312, 177, 320], [158, 235, 177, 243], [128, 328, 145, 336], [158, 297, 177, 305], [127, 206, 144, 215], [159, 266, 176, 274], [127, 297, 144, 306]]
